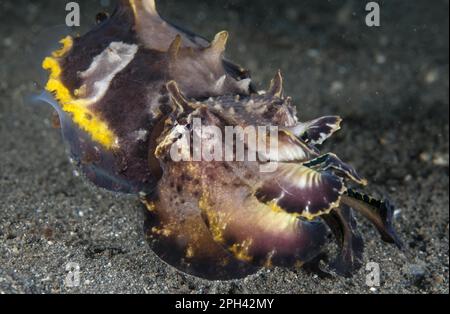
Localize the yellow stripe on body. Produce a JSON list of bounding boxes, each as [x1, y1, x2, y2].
[[52, 36, 74, 58], [42, 37, 118, 150]]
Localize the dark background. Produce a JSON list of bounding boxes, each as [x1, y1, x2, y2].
[[0, 0, 448, 293]]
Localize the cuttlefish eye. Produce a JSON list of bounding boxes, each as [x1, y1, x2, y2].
[[96, 12, 109, 24]]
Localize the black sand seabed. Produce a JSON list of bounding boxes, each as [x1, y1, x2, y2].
[[0, 0, 448, 294]]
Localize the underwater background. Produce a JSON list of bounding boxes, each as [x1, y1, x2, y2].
[[0, 0, 448, 293]]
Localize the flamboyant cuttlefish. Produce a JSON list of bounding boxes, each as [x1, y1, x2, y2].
[[38, 0, 402, 280]]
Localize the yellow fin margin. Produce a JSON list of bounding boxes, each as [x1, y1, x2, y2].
[[42, 37, 118, 150], [52, 36, 74, 58]]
